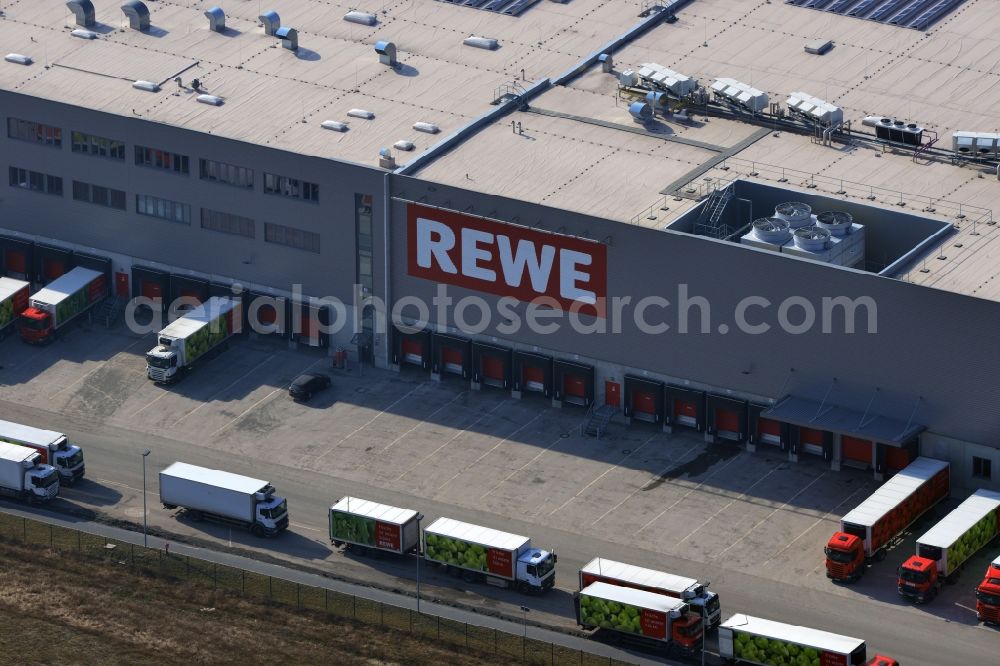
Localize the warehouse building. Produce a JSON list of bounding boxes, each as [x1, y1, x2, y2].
[[1, 0, 999, 490]]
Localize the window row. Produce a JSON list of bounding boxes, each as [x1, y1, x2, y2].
[[9, 166, 63, 196], [137, 194, 191, 225], [73, 180, 126, 210], [72, 131, 126, 160], [7, 118, 61, 147], [264, 173, 319, 203]]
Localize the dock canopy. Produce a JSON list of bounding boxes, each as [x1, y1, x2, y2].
[[761, 395, 924, 446]]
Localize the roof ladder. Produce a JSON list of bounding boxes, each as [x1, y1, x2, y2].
[[693, 183, 735, 238]]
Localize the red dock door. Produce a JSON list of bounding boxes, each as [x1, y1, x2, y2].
[[758, 417, 782, 446], [674, 399, 698, 428], [564, 374, 587, 404], [115, 272, 130, 298], [4, 248, 27, 276], [442, 347, 463, 375], [800, 427, 825, 456], [715, 408, 741, 435], [141, 280, 163, 301], [842, 436, 872, 466], [42, 257, 66, 282], [523, 365, 545, 393], [884, 446, 912, 472], [482, 356, 504, 386], [401, 338, 423, 365], [605, 380, 620, 409], [633, 390, 657, 421]]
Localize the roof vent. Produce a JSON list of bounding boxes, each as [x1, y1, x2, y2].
[[132, 79, 160, 92], [619, 69, 638, 87], [121, 0, 150, 31], [375, 41, 397, 67], [344, 11, 377, 26], [259, 10, 280, 36], [628, 101, 652, 123], [774, 202, 813, 228], [347, 109, 374, 120], [276, 26, 298, 51], [66, 0, 96, 27], [378, 148, 396, 169], [196, 94, 224, 106], [4, 53, 32, 65], [413, 122, 439, 134], [645, 90, 667, 109], [205, 7, 225, 32], [793, 226, 831, 251], [321, 120, 348, 132], [804, 39, 833, 55], [752, 217, 792, 243], [816, 211, 853, 237], [71, 28, 98, 39], [463, 36, 499, 50], [394, 140, 415, 151], [598, 53, 613, 73]]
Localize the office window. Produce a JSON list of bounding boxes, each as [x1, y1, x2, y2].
[[9, 166, 62, 196], [71, 131, 125, 160], [973, 456, 992, 480], [199, 158, 254, 189], [201, 208, 255, 238], [264, 222, 320, 253], [136, 194, 191, 225], [7, 118, 61, 147], [72, 180, 126, 210], [263, 172, 319, 203], [135, 146, 189, 174]]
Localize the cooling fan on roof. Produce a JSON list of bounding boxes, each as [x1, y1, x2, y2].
[[775, 202, 811, 219]]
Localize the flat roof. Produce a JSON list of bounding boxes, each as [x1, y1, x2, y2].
[[160, 461, 267, 494], [0, 419, 65, 447], [762, 395, 925, 445], [425, 516, 528, 551], [918, 489, 1000, 549], [30, 267, 102, 305], [580, 557, 699, 594], [330, 496, 418, 526], [721, 613, 865, 655], [840, 457, 949, 528], [159, 296, 238, 339], [0, 277, 29, 302], [580, 581, 687, 613], [0, 441, 38, 464]]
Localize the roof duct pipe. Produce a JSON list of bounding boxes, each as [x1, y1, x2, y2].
[[121, 0, 150, 31], [259, 10, 280, 36], [375, 41, 397, 67], [276, 27, 298, 51], [66, 0, 96, 27], [205, 7, 225, 32]]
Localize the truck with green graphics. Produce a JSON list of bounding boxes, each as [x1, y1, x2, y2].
[[146, 296, 240, 382], [19, 267, 107, 344], [719, 613, 897, 666], [898, 488, 1000, 602], [329, 496, 421, 555], [0, 277, 30, 339], [577, 582, 702, 655]]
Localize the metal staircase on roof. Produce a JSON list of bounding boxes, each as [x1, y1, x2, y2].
[[693, 183, 735, 239]]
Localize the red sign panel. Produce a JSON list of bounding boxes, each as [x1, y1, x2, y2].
[[486, 548, 514, 578], [639, 609, 667, 640], [375, 521, 401, 552], [820, 651, 848, 666], [407, 203, 608, 317]]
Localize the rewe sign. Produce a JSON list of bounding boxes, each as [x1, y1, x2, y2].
[[407, 204, 607, 317]]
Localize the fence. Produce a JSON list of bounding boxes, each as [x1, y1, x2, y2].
[[0, 512, 637, 666]]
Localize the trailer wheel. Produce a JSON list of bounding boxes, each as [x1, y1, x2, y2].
[[251, 524, 266, 538]]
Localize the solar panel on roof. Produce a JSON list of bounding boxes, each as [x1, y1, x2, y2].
[[435, 0, 539, 17], [788, 0, 965, 28]]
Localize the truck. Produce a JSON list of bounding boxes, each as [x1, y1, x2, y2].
[[719, 613, 898, 666], [579, 557, 721, 628], [576, 581, 702, 655], [146, 296, 240, 382], [329, 496, 421, 555], [0, 441, 60, 502], [0, 418, 84, 485], [897, 488, 1000, 603], [825, 456, 949, 582], [19, 267, 107, 344], [159, 462, 289, 537], [975, 554, 1000, 624], [0, 276, 30, 340], [423, 517, 556, 594]]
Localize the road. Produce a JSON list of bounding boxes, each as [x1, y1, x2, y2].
[[1, 397, 995, 665]]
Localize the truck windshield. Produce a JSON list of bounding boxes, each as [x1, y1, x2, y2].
[[898, 567, 928, 583], [536, 555, 555, 578], [976, 590, 1000, 606], [705, 595, 720, 615], [59, 450, 84, 468], [824, 546, 855, 563], [18, 315, 47, 330], [146, 353, 173, 369], [261, 499, 287, 519], [32, 472, 58, 488]]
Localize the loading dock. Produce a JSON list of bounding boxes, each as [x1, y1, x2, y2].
[[794, 426, 831, 460], [72, 252, 112, 289], [392, 327, 431, 370], [432, 333, 470, 380], [132, 265, 170, 312], [841, 435, 873, 468], [748, 403, 788, 451], [878, 440, 918, 475], [35, 244, 73, 284], [472, 342, 511, 390], [294, 302, 329, 348], [666, 385, 705, 432], [1, 236, 32, 281], [707, 394, 748, 442], [512, 351, 552, 398], [246, 291, 288, 338], [169, 274, 210, 307], [553, 359, 594, 408], [623, 375, 664, 424]]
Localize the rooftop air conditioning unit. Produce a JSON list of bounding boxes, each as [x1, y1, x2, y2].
[[753, 218, 792, 243], [793, 226, 831, 251], [815, 211, 853, 237], [865, 116, 924, 146], [774, 202, 813, 228]]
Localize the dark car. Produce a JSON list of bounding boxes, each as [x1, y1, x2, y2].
[[288, 372, 331, 401]]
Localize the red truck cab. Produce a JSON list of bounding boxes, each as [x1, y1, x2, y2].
[[18, 307, 52, 344], [867, 655, 899, 666], [897, 555, 939, 603], [975, 559, 1000, 624], [825, 532, 865, 581], [671, 611, 703, 654]]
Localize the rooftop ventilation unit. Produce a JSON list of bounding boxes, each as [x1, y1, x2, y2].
[[793, 226, 831, 251], [4, 53, 32, 65], [752, 218, 792, 243], [321, 120, 348, 132], [413, 122, 439, 134], [952, 131, 975, 154], [637, 63, 697, 97], [970, 132, 1000, 157], [619, 70, 638, 87], [816, 211, 853, 236], [375, 41, 397, 66], [378, 148, 396, 169], [66, 0, 96, 28], [774, 202, 813, 228], [629, 101, 652, 123], [863, 116, 924, 146], [786, 91, 843, 126], [196, 94, 223, 106], [463, 36, 499, 50], [804, 38, 833, 55], [121, 0, 150, 31], [598, 53, 613, 73], [711, 77, 767, 113], [394, 140, 415, 151], [347, 109, 374, 120], [645, 91, 667, 109], [205, 7, 225, 33], [344, 11, 377, 26], [276, 27, 298, 51], [71, 28, 98, 39], [259, 10, 280, 36], [132, 80, 159, 92]]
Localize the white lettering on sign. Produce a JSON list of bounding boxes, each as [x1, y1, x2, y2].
[[416, 217, 457, 274], [461, 228, 496, 282], [497, 236, 555, 293]]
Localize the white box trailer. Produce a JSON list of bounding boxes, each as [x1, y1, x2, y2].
[[0, 441, 60, 502], [19, 267, 106, 343], [0, 276, 30, 338], [159, 462, 288, 537], [577, 582, 700, 653], [0, 418, 84, 484], [424, 517, 556, 593], [916, 488, 1000, 577], [579, 557, 721, 627], [719, 613, 868, 666], [329, 496, 420, 554], [146, 297, 240, 382]]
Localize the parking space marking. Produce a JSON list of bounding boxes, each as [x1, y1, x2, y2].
[[48, 335, 152, 399], [128, 389, 171, 418], [315, 384, 425, 463], [171, 353, 297, 426], [94, 477, 146, 495], [675, 465, 783, 545], [713, 472, 827, 560], [290, 522, 321, 533], [762, 484, 867, 568], [479, 432, 566, 500], [434, 412, 545, 494], [636, 453, 744, 533], [394, 399, 510, 481], [589, 440, 703, 526], [378, 391, 469, 454], [547, 434, 661, 517], [209, 388, 283, 437]]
